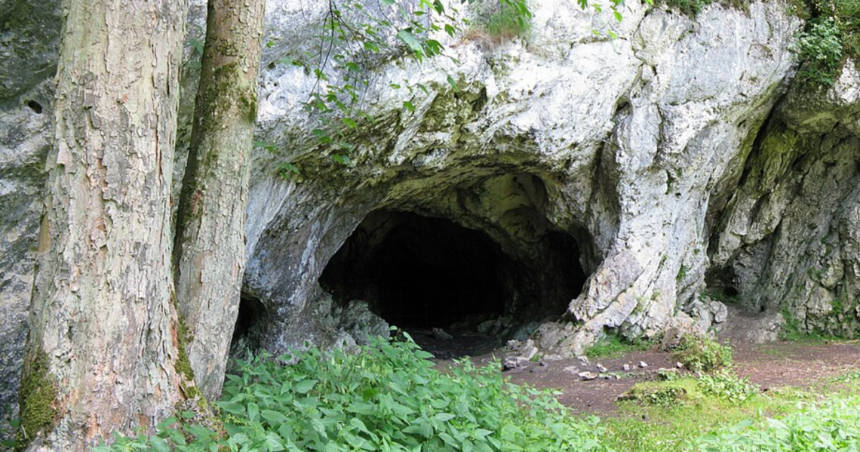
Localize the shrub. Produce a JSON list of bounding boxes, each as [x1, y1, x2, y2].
[[619, 385, 689, 407], [797, 19, 844, 86], [98, 333, 609, 451], [466, 0, 532, 43], [673, 335, 733, 373], [697, 369, 758, 404], [658, 0, 715, 16], [585, 334, 653, 359]]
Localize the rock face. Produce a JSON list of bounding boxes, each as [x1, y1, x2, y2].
[[711, 60, 860, 337], [0, 0, 62, 434], [242, 0, 804, 358], [2, 0, 860, 434]]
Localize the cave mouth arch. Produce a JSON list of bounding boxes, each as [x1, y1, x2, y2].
[[319, 210, 587, 348]]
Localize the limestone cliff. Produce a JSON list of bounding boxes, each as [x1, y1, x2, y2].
[[3, 0, 860, 435]]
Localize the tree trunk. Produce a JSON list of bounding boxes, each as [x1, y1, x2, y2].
[[19, 0, 190, 449], [174, 0, 267, 401]]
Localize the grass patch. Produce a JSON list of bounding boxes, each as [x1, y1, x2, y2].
[[585, 334, 653, 359], [603, 376, 858, 451]]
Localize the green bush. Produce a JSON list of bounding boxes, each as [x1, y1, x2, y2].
[[658, 0, 715, 16], [98, 333, 609, 451], [586, 334, 653, 359], [469, 0, 531, 41], [792, 0, 860, 86], [673, 335, 733, 373], [691, 396, 860, 450], [797, 19, 844, 85], [697, 369, 758, 404]]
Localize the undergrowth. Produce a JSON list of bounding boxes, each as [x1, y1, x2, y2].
[[465, 0, 532, 43], [673, 335, 733, 372], [692, 396, 860, 450], [697, 369, 758, 404], [793, 0, 860, 86], [585, 334, 653, 359], [97, 332, 608, 451], [606, 373, 860, 451]]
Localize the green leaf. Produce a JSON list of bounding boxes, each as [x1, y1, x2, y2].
[[262, 409, 290, 424], [218, 401, 246, 416], [403, 101, 415, 112], [447, 75, 458, 90], [156, 416, 178, 430], [396, 30, 424, 58], [435, 413, 456, 422], [248, 402, 260, 422]]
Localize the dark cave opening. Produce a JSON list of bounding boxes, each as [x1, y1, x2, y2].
[[320, 210, 587, 344], [231, 295, 268, 353], [322, 212, 507, 328]]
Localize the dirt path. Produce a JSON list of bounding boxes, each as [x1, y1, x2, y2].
[[499, 340, 860, 416]]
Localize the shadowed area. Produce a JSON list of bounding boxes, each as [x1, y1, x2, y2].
[[320, 210, 586, 343]]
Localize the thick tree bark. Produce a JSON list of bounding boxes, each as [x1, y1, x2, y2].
[[174, 0, 266, 400], [19, 0, 190, 449]]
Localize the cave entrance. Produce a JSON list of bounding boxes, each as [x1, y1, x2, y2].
[[320, 210, 587, 357]]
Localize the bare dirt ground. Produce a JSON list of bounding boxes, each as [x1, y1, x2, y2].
[[498, 339, 860, 416], [424, 315, 860, 417]]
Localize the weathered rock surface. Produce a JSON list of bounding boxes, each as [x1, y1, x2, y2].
[[242, 0, 805, 360], [710, 60, 860, 337], [2, 0, 860, 438], [0, 0, 61, 434]]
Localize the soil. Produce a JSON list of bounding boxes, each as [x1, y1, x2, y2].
[[428, 321, 860, 416], [497, 340, 860, 416]]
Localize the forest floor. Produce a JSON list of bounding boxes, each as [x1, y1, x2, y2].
[[504, 336, 860, 451], [501, 339, 860, 416], [425, 323, 860, 451]]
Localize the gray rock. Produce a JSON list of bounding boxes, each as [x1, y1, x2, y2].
[[476, 319, 496, 334], [639, 361, 649, 369], [623, 364, 631, 371], [578, 371, 599, 381], [432, 328, 453, 341], [503, 356, 530, 372]]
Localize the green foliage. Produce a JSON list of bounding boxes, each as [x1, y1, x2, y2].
[[793, 0, 860, 86], [657, 0, 715, 16], [99, 333, 609, 451], [691, 396, 860, 451], [471, 0, 532, 39], [620, 385, 689, 407], [797, 19, 844, 85], [673, 335, 733, 373], [697, 369, 758, 404], [585, 333, 653, 359]]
